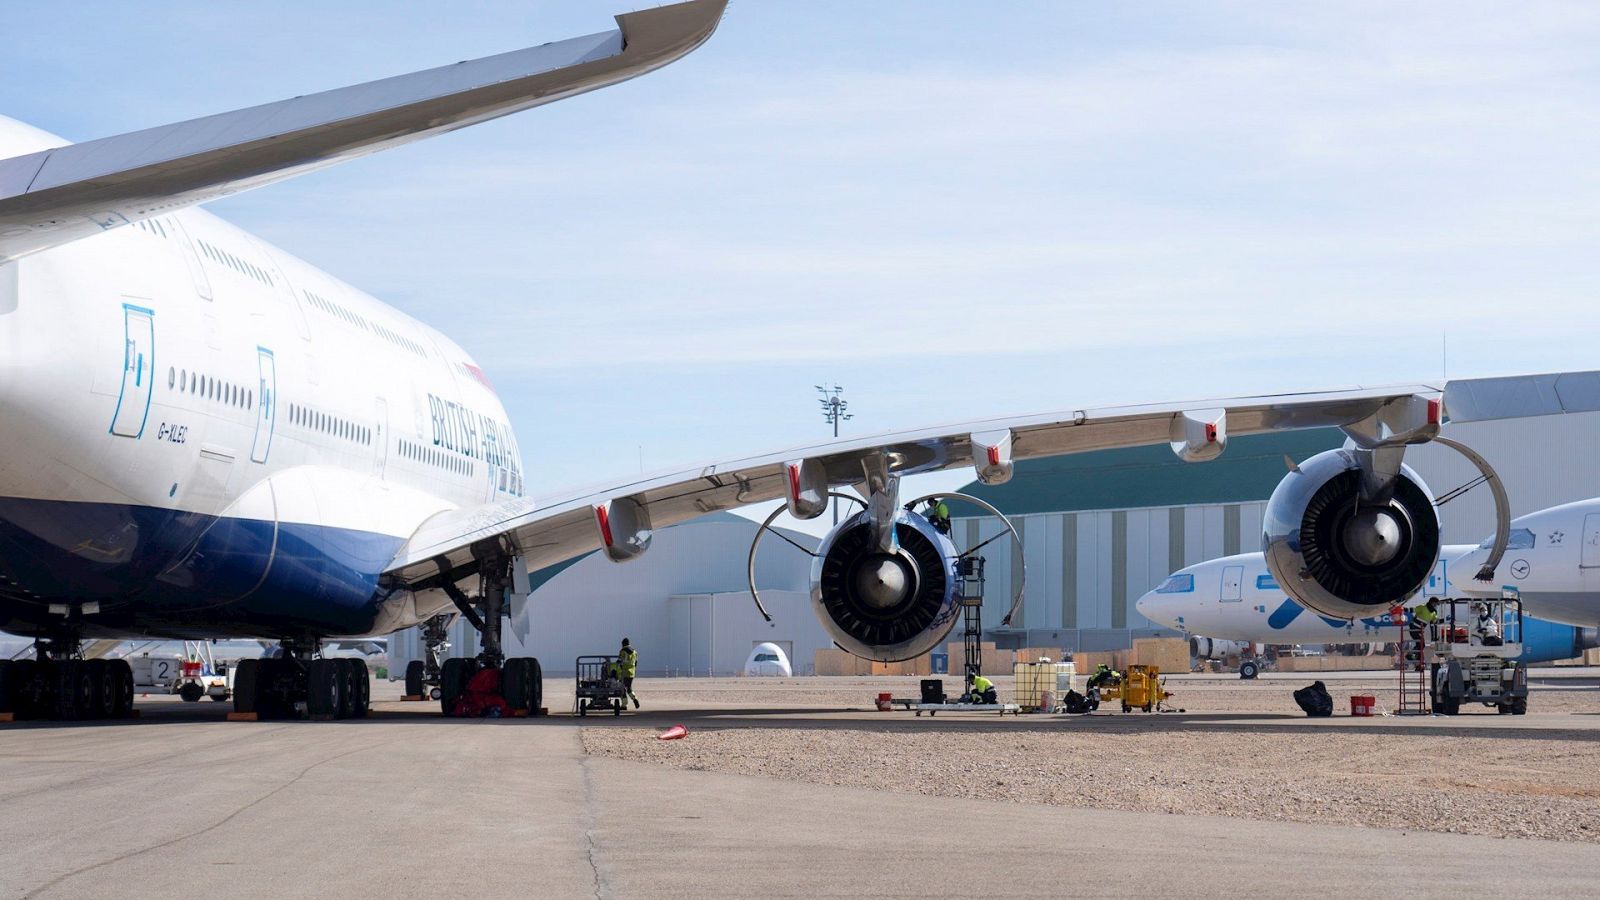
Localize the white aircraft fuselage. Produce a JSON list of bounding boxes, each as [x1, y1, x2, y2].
[[1135, 547, 1467, 645], [1137, 543, 1600, 664], [1451, 497, 1600, 628], [0, 115, 524, 641]]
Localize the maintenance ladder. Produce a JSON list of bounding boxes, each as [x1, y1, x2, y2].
[[1395, 616, 1431, 715], [955, 556, 986, 694]]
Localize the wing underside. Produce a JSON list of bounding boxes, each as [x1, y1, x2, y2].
[[383, 382, 1441, 587], [386, 369, 1600, 592], [0, 0, 726, 264]]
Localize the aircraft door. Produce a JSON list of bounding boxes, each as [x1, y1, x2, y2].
[[1583, 514, 1600, 569], [110, 303, 156, 438], [1221, 565, 1243, 601], [374, 398, 389, 476], [251, 348, 277, 463]]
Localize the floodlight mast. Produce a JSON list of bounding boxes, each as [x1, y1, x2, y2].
[[816, 385, 853, 524]]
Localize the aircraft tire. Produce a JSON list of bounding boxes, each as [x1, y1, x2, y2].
[[85, 659, 115, 718], [233, 659, 261, 715], [0, 659, 15, 715], [404, 660, 425, 697], [12, 659, 41, 719], [502, 658, 537, 713], [54, 660, 93, 720], [439, 658, 473, 717], [308, 658, 342, 718], [1239, 660, 1259, 680], [109, 659, 134, 718], [352, 659, 370, 717], [333, 659, 357, 719], [529, 658, 542, 716]]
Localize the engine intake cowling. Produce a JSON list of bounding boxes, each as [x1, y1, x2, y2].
[[1263, 449, 1440, 620], [1190, 637, 1251, 661], [810, 509, 962, 662]]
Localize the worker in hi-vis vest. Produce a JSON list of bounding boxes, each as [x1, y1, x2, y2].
[[1409, 598, 1440, 643], [617, 638, 639, 709], [1407, 598, 1441, 670], [970, 674, 997, 705]]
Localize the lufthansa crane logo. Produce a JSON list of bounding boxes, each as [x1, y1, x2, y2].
[[1510, 559, 1531, 580]]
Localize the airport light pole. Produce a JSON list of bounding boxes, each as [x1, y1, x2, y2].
[[816, 385, 852, 524]]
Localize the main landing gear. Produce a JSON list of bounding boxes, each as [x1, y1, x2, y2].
[[431, 543, 542, 718], [0, 635, 136, 721], [231, 639, 372, 721]]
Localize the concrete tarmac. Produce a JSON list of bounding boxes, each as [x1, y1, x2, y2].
[[1, 692, 1598, 899]]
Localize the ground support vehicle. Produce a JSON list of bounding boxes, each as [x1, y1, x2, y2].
[[575, 655, 629, 717]]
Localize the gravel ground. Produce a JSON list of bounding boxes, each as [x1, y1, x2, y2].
[[622, 674, 1600, 716], [585, 676, 1600, 843]]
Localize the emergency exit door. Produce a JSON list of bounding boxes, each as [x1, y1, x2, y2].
[[110, 304, 155, 438], [1221, 565, 1244, 601], [251, 347, 276, 463]]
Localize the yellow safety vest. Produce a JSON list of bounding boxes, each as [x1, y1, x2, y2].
[[971, 675, 993, 694], [1413, 606, 1440, 625], [617, 647, 638, 677]]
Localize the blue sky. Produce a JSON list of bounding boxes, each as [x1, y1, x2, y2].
[[5, 1, 1600, 512]]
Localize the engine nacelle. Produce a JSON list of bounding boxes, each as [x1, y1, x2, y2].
[[810, 508, 962, 662], [1190, 637, 1251, 661], [1263, 449, 1440, 620]]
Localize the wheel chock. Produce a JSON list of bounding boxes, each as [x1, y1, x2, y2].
[[226, 712, 259, 722], [0, 712, 14, 723]]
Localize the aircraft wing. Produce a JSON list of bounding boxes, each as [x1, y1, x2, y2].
[[0, 0, 726, 264], [385, 368, 1600, 590], [383, 381, 1453, 588]]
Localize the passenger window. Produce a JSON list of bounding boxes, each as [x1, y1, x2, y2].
[[168, 367, 175, 389]]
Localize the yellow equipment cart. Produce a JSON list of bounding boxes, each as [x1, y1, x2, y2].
[[1119, 665, 1173, 713]]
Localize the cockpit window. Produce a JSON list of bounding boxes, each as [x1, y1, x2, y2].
[[1480, 528, 1535, 550], [1155, 574, 1194, 594], [754, 653, 779, 662]]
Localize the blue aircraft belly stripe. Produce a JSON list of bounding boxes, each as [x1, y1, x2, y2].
[[0, 496, 404, 639]]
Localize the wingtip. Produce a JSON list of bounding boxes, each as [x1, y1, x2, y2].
[[616, 0, 729, 60]]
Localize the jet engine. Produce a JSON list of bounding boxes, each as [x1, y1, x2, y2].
[[810, 508, 962, 662], [1190, 637, 1251, 661], [1263, 449, 1440, 620]]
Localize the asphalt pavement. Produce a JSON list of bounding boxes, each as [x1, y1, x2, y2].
[[1, 688, 1597, 898]]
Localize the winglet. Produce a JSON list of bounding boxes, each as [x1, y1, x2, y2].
[[0, 0, 728, 263]]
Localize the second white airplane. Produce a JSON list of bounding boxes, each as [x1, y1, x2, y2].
[[1136, 545, 1600, 670]]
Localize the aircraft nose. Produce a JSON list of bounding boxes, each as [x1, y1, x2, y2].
[[1135, 590, 1175, 628]]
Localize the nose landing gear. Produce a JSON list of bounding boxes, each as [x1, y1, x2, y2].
[[429, 543, 543, 718]]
